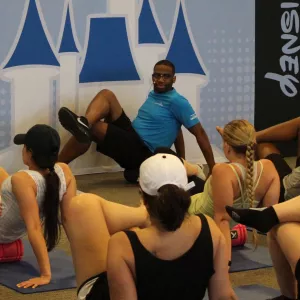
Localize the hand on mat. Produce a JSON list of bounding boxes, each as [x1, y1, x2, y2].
[[17, 275, 51, 289]]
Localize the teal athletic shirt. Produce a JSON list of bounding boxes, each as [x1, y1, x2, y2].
[[132, 88, 200, 152]]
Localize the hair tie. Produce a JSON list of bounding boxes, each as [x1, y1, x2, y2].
[[247, 141, 255, 148]]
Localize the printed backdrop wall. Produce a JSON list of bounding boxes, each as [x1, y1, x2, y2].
[[255, 0, 300, 157], [0, 0, 255, 175]]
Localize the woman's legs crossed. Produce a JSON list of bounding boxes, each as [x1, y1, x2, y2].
[[225, 196, 300, 233], [58, 89, 124, 164], [61, 193, 148, 287]]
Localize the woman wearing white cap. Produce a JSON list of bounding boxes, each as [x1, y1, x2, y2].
[[63, 153, 236, 300]]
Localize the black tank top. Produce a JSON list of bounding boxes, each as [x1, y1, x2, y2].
[[124, 214, 215, 300]]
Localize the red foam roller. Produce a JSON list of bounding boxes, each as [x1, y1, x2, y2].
[[0, 239, 24, 262], [231, 224, 247, 247]]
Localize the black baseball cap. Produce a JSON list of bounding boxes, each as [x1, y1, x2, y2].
[[14, 124, 60, 168]]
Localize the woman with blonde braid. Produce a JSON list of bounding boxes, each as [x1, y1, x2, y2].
[[188, 120, 280, 267]]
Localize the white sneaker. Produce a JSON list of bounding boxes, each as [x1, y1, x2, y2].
[[196, 164, 206, 181]]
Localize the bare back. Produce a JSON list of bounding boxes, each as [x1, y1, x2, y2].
[[109, 214, 234, 299], [229, 159, 280, 207]]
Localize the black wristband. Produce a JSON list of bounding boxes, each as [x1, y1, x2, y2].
[[228, 260, 232, 267]]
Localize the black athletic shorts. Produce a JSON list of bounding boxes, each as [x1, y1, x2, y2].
[[265, 153, 298, 203], [96, 111, 152, 170], [77, 272, 110, 300]]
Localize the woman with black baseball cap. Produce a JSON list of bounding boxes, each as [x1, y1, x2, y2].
[[0, 124, 77, 289]]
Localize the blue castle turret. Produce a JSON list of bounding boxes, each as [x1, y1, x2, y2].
[[138, 0, 164, 44], [80, 17, 140, 83], [58, 2, 79, 54], [166, 1, 205, 75], [4, 0, 59, 69]]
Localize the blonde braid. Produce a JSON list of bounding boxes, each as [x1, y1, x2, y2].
[[246, 141, 258, 248]]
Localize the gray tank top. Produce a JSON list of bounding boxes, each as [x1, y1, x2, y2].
[[0, 164, 67, 243]]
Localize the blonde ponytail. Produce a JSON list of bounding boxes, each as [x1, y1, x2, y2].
[[246, 141, 258, 248]]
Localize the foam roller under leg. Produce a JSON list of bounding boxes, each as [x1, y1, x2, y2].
[[231, 224, 247, 247]]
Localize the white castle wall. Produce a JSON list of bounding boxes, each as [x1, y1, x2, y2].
[[0, 0, 228, 175], [3, 67, 58, 135], [135, 46, 166, 84], [174, 75, 207, 162], [58, 54, 79, 140], [108, 0, 137, 47]]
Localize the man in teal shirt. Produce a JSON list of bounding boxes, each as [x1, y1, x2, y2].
[[58, 60, 215, 175]]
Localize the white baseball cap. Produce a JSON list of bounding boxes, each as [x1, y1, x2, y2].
[[139, 153, 192, 196]]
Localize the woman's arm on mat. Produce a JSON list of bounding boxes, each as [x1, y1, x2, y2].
[[107, 232, 137, 300], [207, 218, 237, 300], [12, 173, 51, 288], [212, 164, 234, 267]]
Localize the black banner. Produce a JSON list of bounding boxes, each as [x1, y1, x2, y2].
[[255, 1, 300, 156]]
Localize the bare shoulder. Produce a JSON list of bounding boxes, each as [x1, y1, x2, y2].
[[212, 163, 234, 177], [57, 162, 73, 175], [204, 214, 222, 237], [110, 231, 128, 243], [11, 172, 37, 198], [110, 231, 133, 249], [109, 231, 134, 261], [259, 159, 278, 175], [11, 171, 35, 186], [57, 162, 75, 183]]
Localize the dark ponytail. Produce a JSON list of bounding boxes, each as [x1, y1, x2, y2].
[[42, 167, 61, 251], [143, 184, 191, 231]]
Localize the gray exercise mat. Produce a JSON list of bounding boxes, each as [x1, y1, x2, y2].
[[230, 244, 273, 273], [0, 240, 76, 294], [204, 284, 280, 299]]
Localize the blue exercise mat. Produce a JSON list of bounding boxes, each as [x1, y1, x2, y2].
[[204, 284, 280, 299], [0, 240, 76, 294], [0, 241, 272, 293], [230, 244, 272, 273]]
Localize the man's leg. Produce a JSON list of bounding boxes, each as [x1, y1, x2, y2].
[[256, 142, 281, 159], [256, 143, 292, 203], [256, 117, 300, 143], [61, 193, 148, 288], [183, 160, 206, 180], [58, 89, 124, 164], [153, 147, 206, 180]]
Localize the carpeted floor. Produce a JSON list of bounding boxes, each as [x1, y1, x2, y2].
[[0, 171, 281, 299]]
